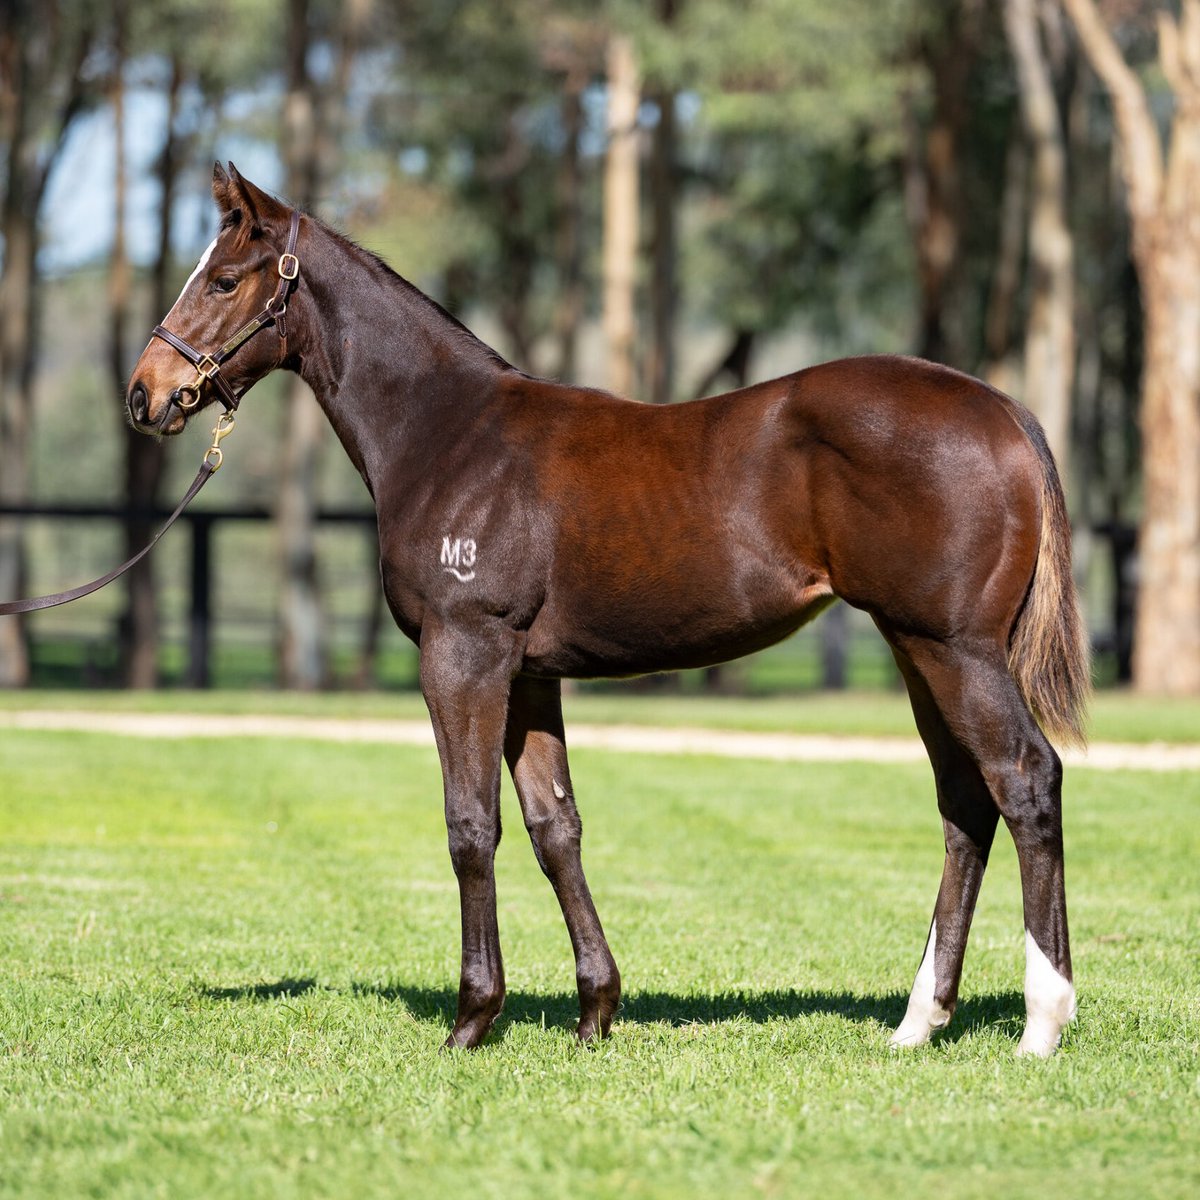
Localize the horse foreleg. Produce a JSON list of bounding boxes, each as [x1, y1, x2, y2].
[[420, 620, 523, 1049], [504, 676, 620, 1041], [890, 651, 1000, 1048]]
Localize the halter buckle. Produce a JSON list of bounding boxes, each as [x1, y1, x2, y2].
[[278, 253, 300, 281], [196, 354, 221, 380]]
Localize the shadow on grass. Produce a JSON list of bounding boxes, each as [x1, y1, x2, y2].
[[198, 978, 1025, 1043], [202, 977, 319, 1001]]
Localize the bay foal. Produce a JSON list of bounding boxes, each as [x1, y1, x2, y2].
[[128, 166, 1089, 1056]]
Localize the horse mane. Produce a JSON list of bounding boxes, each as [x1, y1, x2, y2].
[[311, 214, 516, 373]]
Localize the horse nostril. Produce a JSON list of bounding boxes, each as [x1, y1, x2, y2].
[[129, 382, 149, 424]]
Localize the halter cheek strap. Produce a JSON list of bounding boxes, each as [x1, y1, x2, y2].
[[151, 208, 302, 414]]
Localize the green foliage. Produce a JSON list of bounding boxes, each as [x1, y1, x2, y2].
[[633, 0, 921, 148], [1, 729, 1197, 1197], [685, 134, 914, 342], [630, 0, 927, 347]]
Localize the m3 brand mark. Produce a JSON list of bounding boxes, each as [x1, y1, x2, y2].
[[441, 536, 477, 582]]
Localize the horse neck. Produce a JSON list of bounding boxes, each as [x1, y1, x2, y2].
[[286, 220, 510, 496]]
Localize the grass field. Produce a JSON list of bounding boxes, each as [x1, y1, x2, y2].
[[1, 725, 1198, 1198]]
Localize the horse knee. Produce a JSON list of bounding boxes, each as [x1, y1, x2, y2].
[[446, 812, 501, 877]]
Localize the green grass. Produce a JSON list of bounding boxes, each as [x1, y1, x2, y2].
[[1, 685, 1198, 744], [1, 728, 1197, 1198]]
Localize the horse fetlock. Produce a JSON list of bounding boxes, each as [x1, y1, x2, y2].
[[1017, 929, 1076, 1057], [890, 1000, 953, 1049], [448, 980, 505, 1049], [889, 918, 954, 1049], [576, 957, 621, 1038]]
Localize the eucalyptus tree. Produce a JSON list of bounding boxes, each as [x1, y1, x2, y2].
[[0, 0, 98, 686], [1063, 0, 1200, 695]]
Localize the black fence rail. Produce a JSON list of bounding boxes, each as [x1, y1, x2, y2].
[[0, 504, 1139, 689], [0, 502, 377, 687]]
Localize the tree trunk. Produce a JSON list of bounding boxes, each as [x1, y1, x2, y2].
[[277, 0, 372, 688], [0, 200, 35, 686], [603, 33, 640, 399], [647, 1, 678, 405], [277, 0, 326, 690], [1062, 0, 1200, 694], [820, 601, 849, 690], [107, 3, 159, 688], [693, 328, 755, 400], [0, 6, 91, 686], [1134, 241, 1200, 692], [1004, 0, 1075, 470], [981, 130, 1028, 392], [904, 0, 983, 368], [552, 75, 585, 383]]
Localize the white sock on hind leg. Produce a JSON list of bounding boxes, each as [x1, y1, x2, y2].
[[1017, 928, 1077, 1057]]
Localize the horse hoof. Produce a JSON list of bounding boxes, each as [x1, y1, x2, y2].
[[889, 1005, 949, 1049], [1015, 1019, 1063, 1058]]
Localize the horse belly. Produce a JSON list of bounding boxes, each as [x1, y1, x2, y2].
[[523, 549, 833, 678]]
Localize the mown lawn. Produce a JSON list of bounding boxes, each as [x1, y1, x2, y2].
[[1, 728, 1197, 1198]]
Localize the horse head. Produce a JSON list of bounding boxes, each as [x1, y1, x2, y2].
[[127, 162, 300, 436]]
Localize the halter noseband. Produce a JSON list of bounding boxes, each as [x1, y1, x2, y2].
[[151, 208, 302, 414]]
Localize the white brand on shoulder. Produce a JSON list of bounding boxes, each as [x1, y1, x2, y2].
[[441, 536, 477, 582]]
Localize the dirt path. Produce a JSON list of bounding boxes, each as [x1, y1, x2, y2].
[[2, 709, 1198, 772]]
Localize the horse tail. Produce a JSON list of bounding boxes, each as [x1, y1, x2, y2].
[[1005, 403, 1091, 747]]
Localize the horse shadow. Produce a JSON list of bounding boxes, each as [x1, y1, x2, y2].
[[199, 977, 1026, 1044]]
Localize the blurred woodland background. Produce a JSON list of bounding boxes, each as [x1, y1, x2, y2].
[[1, 0, 1198, 699]]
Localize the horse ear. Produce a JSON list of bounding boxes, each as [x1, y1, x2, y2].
[[225, 162, 289, 229], [211, 161, 234, 213]]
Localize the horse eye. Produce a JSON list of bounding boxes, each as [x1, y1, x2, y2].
[[213, 276, 238, 294]]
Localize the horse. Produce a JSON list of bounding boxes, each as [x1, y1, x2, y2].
[[127, 164, 1090, 1057]]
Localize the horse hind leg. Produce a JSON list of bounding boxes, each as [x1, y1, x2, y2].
[[504, 676, 621, 1041], [888, 646, 1000, 1048], [889, 632, 1076, 1056]]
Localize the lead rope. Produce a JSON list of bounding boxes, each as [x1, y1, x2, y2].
[[2, 208, 301, 618], [0, 412, 236, 616]]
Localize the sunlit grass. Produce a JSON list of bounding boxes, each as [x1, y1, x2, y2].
[[1, 729, 1197, 1198]]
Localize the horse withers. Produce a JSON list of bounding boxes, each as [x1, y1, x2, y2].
[[128, 164, 1089, 1056]]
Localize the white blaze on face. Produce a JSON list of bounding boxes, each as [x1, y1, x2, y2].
[[890, 919, 951, 1048], [1017, 929, 1077, 1057], [165, 236, 218, 323]]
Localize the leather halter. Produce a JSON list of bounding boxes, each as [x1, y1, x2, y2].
[[151, 208, 302, 414]]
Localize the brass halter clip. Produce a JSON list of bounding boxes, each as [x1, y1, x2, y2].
[[175, 383, 203, 412], [203, 411, 236, 472]]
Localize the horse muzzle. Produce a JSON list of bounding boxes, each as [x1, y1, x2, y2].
[[126, 379, 190, 436]]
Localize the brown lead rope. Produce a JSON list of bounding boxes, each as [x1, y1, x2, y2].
[[0, 414, 234, 616], [1, 208, 301, 618]]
